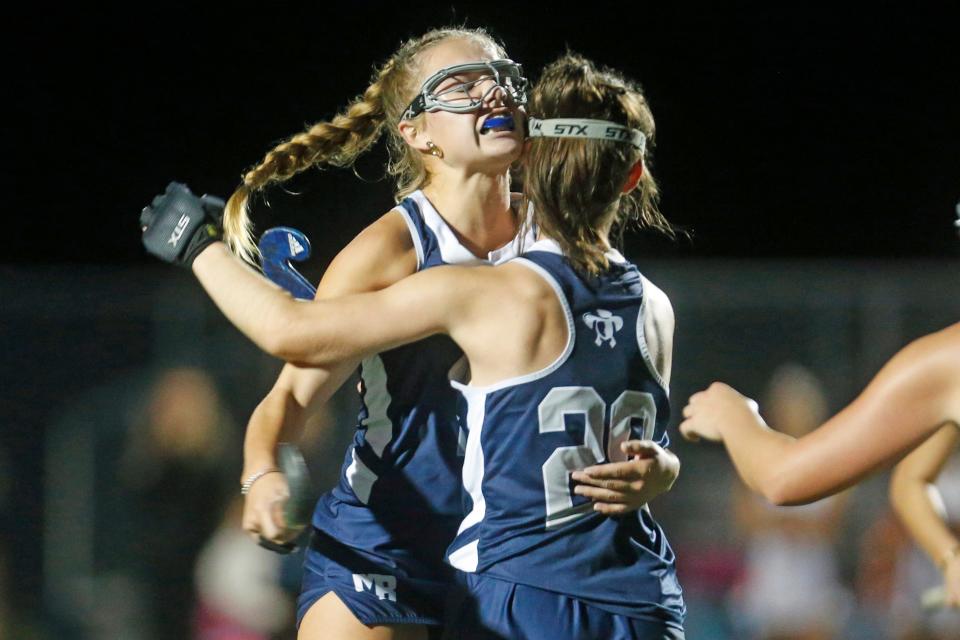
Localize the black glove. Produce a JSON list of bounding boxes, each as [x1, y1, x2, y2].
[[141, 182, 225, 267]]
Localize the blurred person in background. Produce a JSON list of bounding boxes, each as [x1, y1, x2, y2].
[[194, 495, 293, 640], [192, 400, 358, 640], [119, 367, 236, 639], [854, 509, 911, 640], [889, 425, 960, 637], [728, 364, 851, 640]]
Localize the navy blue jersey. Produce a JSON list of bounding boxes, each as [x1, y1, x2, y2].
[[312, 191, 532, 582], [446, 239, 685, 627]]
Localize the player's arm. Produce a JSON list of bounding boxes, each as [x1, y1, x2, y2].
[[572, 276, 680, 514], [241, 211, 418, 542], [681, 323, 960, 505], [192, 240, 490, 366], [140, 181, 484, 364], [890, 424, 960, 606]]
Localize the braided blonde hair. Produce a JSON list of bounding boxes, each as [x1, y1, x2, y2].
[[223, 28, 507, 263]]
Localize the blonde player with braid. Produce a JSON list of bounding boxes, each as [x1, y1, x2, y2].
[[144, 29, 676, 640], [235, 29, 525, 640]]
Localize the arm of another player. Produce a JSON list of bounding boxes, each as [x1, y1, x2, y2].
[[680, 322, 960, 505], [241, 212, 418, 543], [572, 276, 680, 514], [192, 241, 488, 366], [890, 424, 960, 607]]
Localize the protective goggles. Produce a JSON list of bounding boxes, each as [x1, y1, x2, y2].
[[528, 118, 647, 153], [401, 59, 528, 120]]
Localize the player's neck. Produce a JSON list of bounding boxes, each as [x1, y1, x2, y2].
[[422, 173, 517, 255]]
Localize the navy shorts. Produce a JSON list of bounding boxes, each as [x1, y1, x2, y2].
[[445, 572, 685, 640], [297, 529, 455, 629]]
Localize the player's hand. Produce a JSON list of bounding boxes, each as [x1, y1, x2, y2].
[[679, 382, 762, 443], [571, 440, 680, 515], [241, 471, 301, 545], [141, 181, 225, 267]]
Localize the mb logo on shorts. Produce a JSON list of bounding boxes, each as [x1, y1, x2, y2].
[[583, 309, 623, 348], [352, 573, 397, 602]]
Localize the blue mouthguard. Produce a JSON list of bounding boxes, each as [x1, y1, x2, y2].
[[481, 114, 515, 132]]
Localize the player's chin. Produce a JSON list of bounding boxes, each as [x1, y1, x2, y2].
[[480, 137, 524, 162]]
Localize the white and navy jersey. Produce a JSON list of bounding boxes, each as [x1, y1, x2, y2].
[[446, 239, 685, 627], [312, 191, 533, 581]]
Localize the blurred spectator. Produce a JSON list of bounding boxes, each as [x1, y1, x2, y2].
[[728, 364, 852, 640], [194, 496, 293, 639], [119, 367, 236, 639], [191, 370, 359, 640], [852, 509, 908, 640]]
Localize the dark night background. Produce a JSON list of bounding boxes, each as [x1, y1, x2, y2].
[[2, 2, 959, 636], [6, 2, 960, 266]]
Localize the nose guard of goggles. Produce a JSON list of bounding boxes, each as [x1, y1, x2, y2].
[[401, 59, 528, 120]]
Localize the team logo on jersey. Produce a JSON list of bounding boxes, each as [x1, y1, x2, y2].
[[352, 573, 397, 601], [583, 309, 623, 348]]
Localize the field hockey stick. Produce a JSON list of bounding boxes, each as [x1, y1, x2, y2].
[[255, 227, 317, 554], [259, 226, 317, 300]]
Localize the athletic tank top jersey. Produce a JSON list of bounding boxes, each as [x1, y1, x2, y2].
[[312, 190, 532, 578], [446, 238, 685, 627]]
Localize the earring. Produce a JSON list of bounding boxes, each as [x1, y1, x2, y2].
[[426, 141, 444, 158]]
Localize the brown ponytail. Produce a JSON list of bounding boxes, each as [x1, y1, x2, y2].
[[522, 53, 674, 276], [223, 27, 507, 264]]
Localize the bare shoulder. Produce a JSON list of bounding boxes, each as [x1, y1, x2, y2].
[[917, 323, 960, 414], [499, 260, 570, 335], [929, 321, 960, 356], [430, 260, 554, 313], [449, 261, 568, 384], [315, 208, 417, 298], [873, 322, 960, 423], [899, 322, 960, 377], [495, 261, 559, 304], [447, 260, 559, 333]]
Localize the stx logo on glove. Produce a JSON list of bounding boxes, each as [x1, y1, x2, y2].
[[141, 182, 225, 268], [168, 214, 191, 247]]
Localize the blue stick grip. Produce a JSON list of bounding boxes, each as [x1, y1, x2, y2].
[[258, 227, 317, 300]]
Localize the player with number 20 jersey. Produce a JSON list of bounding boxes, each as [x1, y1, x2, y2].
[[446, 238, 685, 636]]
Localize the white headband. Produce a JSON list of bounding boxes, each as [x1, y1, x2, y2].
[[528, 118, 646, 153]]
